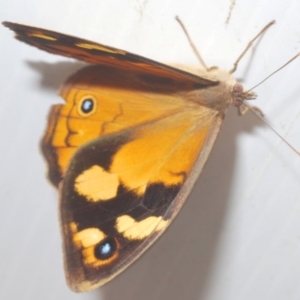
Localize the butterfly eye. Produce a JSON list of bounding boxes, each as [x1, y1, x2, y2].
[[78, 96, 97, 116], [94, 237, 118, 260]]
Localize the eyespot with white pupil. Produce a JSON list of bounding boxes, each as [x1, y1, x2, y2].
[[77, 96, 97, 116], [94, 237, 118, 260]]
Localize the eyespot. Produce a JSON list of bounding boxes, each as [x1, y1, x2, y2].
[[94, 237, 118, 260], [77, 96, 97, 116]]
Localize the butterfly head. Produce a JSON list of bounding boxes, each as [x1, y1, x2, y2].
[[205, 66, 256, 108], [231, 83, 256, 107]]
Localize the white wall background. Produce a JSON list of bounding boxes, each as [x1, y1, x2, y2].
[[1, 1, 300, 299]]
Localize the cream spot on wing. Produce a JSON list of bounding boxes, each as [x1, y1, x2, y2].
[[73, 228, 106, 248], [28, 33, 57, 40], [116, 215, 169, 240], [69, 222, 78, 233], [76, 43, 126, 54], [155, 218, 169, 231], [74, 165, 119, 201]]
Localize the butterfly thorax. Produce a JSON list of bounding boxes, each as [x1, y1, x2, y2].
[[186, 66, 256, 112]]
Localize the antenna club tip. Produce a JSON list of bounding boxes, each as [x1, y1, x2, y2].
[[175, 16, 182, 23]]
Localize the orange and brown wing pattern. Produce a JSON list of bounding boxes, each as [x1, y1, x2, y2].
[[60, 100, 223, 292], [3, 21, 218, 85], [3, 21, 229, 292]]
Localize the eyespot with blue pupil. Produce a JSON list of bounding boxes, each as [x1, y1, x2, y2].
[[94, 237, 117, 260], [81, 98, 94, 114]]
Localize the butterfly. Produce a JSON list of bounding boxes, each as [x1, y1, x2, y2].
[[3, 21, 258, 292]]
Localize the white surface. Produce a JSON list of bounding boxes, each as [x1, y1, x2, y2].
[[1, 1, 300, 299]]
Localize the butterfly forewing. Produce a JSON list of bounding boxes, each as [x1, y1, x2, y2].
[[3, 21, 218, 86]]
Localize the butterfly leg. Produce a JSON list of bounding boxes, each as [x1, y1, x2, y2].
[[238, 104, 264, 117]]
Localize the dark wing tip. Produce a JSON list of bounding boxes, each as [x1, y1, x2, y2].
[[3, 21, 21, 31], [2, 21, 11, 27], [3, 21, 31, 39]]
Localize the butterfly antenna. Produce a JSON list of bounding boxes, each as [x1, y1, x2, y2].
[[247, 52, 300, 92], [175, 16, 208, 70], [244, 52, 300, 155], [244, 103, 300, 155], [229, 20, 275, 74]]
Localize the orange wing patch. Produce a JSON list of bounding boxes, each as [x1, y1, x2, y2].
[[28, 33, 57, 41], [75, 43, 126, 54], [109, 109, 215, 195]]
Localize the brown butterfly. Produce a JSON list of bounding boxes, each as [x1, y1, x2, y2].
[[3, 21, 260, 293]]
